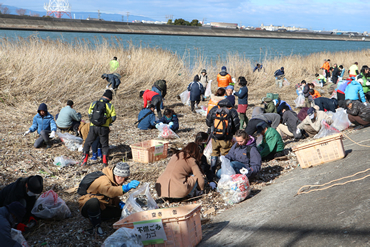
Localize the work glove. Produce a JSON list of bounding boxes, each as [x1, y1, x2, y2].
[[122, 180, 140, 193], [49, 131, 56, 139], [27, 216, 37, 228], [364, 102, 368, 106], [155, 124, 159, 129], [169, 122, 174, 127], [296, 128, 301, 135], [106, 85, 109, 89], [366, 81, 370, 86], [209, 182, 217, 190], [16, 223, 30, 234], [119, 201, 126, 209], [23, 130, 30, 136], [240, 167, 249, 176]]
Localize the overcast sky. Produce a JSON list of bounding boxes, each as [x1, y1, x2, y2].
[[2, 0, 369, 32]]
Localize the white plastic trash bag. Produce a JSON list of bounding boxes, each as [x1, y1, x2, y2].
[[31, 190, 71, 220], [179, 90, 190, 105], [11, 229, 29, 247], [294, 94, 305, 108], [205, 79, 213, 98], [195, 106, 207, 117], [53, 156, 78, 167], [331, 108, 351, 131], [121, 183, 158, 219], [283, 78, 290, 86], [102, 227, 143, 247], [314, 120, 340, 139], [57, 132, 83, 151], [203, 141, 212, 163], [217, 156, 251, 205], [157, 123, 179, 139]]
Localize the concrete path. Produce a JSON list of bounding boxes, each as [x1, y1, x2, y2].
[[200, 128, 370, 247]]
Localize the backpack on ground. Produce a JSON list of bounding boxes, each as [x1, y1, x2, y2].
[[77, 171, 105, 196], [90, 101, 107, 126], [213, 106, 232, 139]]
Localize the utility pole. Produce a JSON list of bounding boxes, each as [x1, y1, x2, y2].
[[98, 10, 101, 20], [126, 12, 129, 25], [202, 18, 207, 25]]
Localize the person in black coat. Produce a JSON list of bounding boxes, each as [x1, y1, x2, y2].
[[187, 75, 205, 112], [331, 64, 341, 84], [314, 97, 338, 112], [0, 175, 43, 221]]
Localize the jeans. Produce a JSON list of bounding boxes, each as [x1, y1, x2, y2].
[[216, 161, 246, 178], [34, 130, 51, 148], [152, 87, 164, 109], [91, 136, 102, 153], [151, 95, 163, 118]]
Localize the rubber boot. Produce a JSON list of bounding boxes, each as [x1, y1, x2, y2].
[[102, 155, 108, 167], [90, 153, 98, 161], [97, 148, 102, 159], [87, 212, 104, 236], [81, 153, 89, 166]]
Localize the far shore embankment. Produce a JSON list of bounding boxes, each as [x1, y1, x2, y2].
[[0, 14, 368, 42]]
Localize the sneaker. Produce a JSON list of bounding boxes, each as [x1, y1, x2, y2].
[[86, 225, 104, 236], [90, 153, 98, 161]]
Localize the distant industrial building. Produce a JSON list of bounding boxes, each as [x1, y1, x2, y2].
[[211, 22, 238, 29], [260, 23, 308, 32]]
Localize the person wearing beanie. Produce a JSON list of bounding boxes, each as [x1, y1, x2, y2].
[[0, 175, 43, 223], [225, 85, 235, 107], [140, 90, 163, 118], [56, 100, 82, 136], [187, 75, 205, 112], [273, 67, 285, 88], [82, 90, 116, 167], [102, 73, 122, 91], [217, 66, 233, 88], [78, 162, 140, 235], [23, 103, 57, 149], [235, 77, 249, 129], [0, 201, 26, 247]]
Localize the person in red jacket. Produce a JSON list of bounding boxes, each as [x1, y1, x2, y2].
[[140, 90, 163, 118]]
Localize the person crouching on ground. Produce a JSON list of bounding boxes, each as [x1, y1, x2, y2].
[[276, 106, 302, 140], [102, 73, 121, 91], [188, 75, 205, 113], [155, 142, 205, 199], [296, 107, 333, 137], [137, 104, 156, 130], [216, 130, 261, 179], [78, 162, 140, 235], [23, 103, 57, 149], [346, 100, 370, 129], [256, 121, 285, 161], [263, 97, 277, 113], [156, 108, 179, 132], [234, 77, 249, 129], [140, 89, 163, 118], [56, 100, 81, 136]]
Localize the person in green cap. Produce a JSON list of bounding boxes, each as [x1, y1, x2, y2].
[[109, 57, 119, 72]]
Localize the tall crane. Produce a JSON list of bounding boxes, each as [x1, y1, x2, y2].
[[44, 0, 71, 18]]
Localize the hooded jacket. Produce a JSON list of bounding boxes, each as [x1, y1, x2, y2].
[[103, 73, 121, 89], [274, 69, 284, 77], [78, 166, 125, 211], [0, 177, 39, 219], [56, 105, 81, 128], [337, 79, 351, 94], [155, 152, 205, 198], [187, 81, 205, 101], [297, 110, 333, 132], [29, 103, 57, 134], [225, 136, 262, 178], [245, 118, 268, 136], [264, 98, 277, 113], [234, 86, 248, 105], [345, 80, 366, 102], [217, 72, 232, 88], [142, 90, 159, 108], [314, 97, 338, 112], [346, 101, 370, 122], [258, 127, 285, 158], [321, 61, 330, 71], [0, 207, 21, 247], [310, 89, 321, 99], [137, 108, 156, 130], [253, 113, 281, 129], [282, 110, 301, 138], [88, 98, 116, 127], [276, 100, 292, 115], [157, 114, 179, 131], [206, 99, 240, 140]]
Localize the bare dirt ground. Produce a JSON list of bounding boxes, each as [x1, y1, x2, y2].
[[0, 87, 348, 246]]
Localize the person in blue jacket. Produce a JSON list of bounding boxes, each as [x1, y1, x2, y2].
[[23, 103, 57, 149], [216, 129, 261, 179], [345, 78, 367, 104], [156, 109, 179, 132], [188, 75, 205, 113], [234, 77, 249, 129], [225, 85, 235, 106], [274, 98, 292, 115], [137, 104, 156, 130]]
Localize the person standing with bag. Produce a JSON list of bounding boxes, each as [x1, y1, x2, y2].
[[81, 90, 116, 167], [234, 77, 249, 129], [188, 75, 205, 113]]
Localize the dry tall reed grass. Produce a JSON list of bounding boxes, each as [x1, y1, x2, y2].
[[0, 37, 369, 112]]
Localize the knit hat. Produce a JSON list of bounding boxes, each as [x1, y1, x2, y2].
[[307, 107, 316, 119], [226, 85, 234, 90], [28, 175, 43, 194], [221, 66, 227, 72], [37, 103, 48, 113], [103, 90, 113, 100], [6, 202, 26, 222], [113, 162, 130, 177]]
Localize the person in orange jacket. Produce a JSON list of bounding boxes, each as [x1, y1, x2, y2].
[[217, 66, 232, 88], [309, 88, 321, 99], [320, 59, 331, 80]]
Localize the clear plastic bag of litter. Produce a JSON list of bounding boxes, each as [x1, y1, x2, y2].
[[53, 155, 79, 167], [57, 131, 83, 151], [314, 120, 340, 139], [157, 123, 179, 139], [205, 79, 213, 98], [121, 183, 158, 219], [331, 108, 351, 131], [31, 190, 71, 220], [102, 227, 143, 247], [294, 94, 305, 108], [179, 90, 190, 105], [11, 229, 29, 247]]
